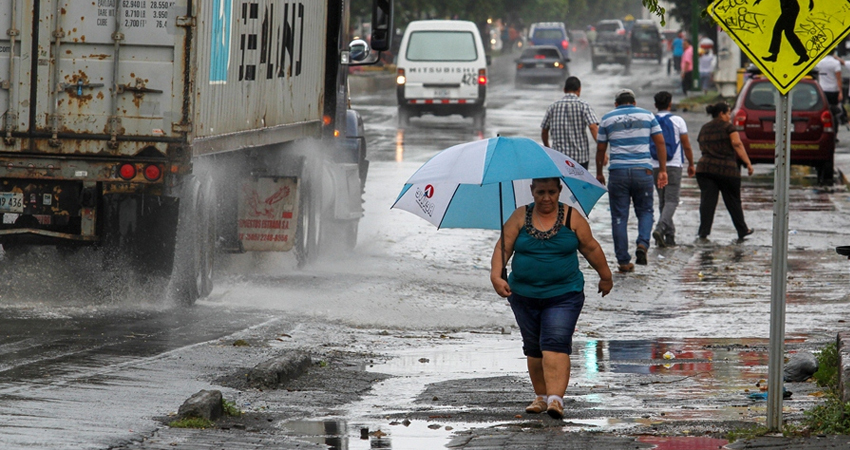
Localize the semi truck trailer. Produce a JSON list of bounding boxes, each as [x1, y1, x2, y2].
[[0, 0, 390, 303]]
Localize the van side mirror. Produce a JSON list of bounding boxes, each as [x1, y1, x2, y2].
[[371, 0, 393, 52]]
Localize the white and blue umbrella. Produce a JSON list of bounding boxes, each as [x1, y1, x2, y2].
[[391, 136, 607, 230]]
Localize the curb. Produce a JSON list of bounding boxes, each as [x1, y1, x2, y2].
[[247, 352, 312, 389]]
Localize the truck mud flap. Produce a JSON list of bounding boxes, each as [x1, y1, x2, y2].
[[237, 177, 300, 252]]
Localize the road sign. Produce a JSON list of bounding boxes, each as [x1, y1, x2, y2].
[[708, 0, 850, 94]]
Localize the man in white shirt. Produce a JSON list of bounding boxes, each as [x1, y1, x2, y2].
[[816, 52, 843, 126], [650, 91, 694, 248]]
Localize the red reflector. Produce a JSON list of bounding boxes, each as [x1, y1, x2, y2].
[[458, 99, 467, 104], [143, 164, 162, 181], [425, 99, 433, 104], [441, 99, 449, 104], [118, 163, 136, 180]]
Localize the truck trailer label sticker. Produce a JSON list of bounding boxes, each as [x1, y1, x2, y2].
[[237, 177, 298, 251], [210, 0, 233, 83]]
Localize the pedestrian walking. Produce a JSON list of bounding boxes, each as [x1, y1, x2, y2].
[[816, 51, 843, 128], [698, 48, 716, 93], [671, 33, 684, 74], [490, 177, 612, 420], [681, 40, 694, 94], [596, 89, 668, 273], [541, 76, 600, 170], [695, 102, 755, 241], [650, 91, 694, 248]]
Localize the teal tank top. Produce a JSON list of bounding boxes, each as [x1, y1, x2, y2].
[[508, 203, 584, 298]]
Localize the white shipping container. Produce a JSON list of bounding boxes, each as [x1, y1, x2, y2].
[[0, 0, 328, 158]]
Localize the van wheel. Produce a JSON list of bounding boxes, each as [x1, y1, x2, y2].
[[473, 109, 486, 131], [398, 107, 411, 127], [817, 159, 835, 185]]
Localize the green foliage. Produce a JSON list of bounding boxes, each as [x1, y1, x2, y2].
[[222, 399, 242, 417], [804, 394, 850, 435], [641, 0, 666, 26], [813, 341, 840, 391], [169, 417, 214, 429], [726, 425, 770, 442]]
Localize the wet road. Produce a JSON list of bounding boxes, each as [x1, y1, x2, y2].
[[2, 53, 850, 449]]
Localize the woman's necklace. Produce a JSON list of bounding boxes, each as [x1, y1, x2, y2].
[[526, 204, 563, 240]]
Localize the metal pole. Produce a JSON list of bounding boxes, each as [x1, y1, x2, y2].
[[767, 91, 791, 430]]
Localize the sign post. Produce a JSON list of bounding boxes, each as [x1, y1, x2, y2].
[[708, 0, 850, 431]]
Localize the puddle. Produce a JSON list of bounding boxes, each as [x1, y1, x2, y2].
[[299, 333, 817, 448], [280, 418, 473, 450], [637, 435, 729, 449]]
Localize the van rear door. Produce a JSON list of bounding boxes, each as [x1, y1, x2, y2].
[[401, 30, 482, 101]]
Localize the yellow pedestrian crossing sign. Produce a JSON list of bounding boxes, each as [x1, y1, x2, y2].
[[708, 0, 850, 94]]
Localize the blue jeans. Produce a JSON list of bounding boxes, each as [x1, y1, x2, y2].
[[508, 291, 585, 357], [608, 168, 655, 265]]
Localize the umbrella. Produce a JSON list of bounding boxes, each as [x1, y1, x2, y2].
[[391, 136, 607, 230]]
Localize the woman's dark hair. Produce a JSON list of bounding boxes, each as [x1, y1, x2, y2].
[[705, 102, 729, 118], [531, 177, 562, 187]]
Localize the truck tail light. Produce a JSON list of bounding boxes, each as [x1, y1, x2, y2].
[[733, 110, 747, 131], [118, 163, 136, 180], [516, 63, 523, 69], [561, 39, 568, 49], [822, 110, 834, 133], [478, 69, 487, 85], [617, 29, 625, 35], [396, 68, 406, 85], [143, 164, 162, 181], [322, 115, 332, 126]]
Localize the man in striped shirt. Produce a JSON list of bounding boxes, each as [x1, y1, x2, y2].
[[596, 89, 668, 273], [540, 76, 599, 169]]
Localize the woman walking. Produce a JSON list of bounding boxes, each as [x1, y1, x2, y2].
[[490, 177, 612, 419], [695, 102, 755, 241]]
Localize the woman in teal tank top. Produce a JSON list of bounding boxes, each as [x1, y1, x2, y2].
[[490, 177, 612, 419]]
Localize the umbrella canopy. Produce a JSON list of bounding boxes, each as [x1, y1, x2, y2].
[[391, 136, 607, 229]]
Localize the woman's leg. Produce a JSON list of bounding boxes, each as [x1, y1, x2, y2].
[[717, 175, 749, 237], [508, 294, 546, 397], [542, 351, 571, 396], [696, 173, 720, 238], [539, 291, 584, 397]]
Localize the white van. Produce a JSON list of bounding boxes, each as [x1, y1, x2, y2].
[[395, 20, 488, 129]]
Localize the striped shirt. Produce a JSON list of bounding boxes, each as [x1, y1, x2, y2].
[[597, 104, 661, 171], [540, 94, 599, 164]]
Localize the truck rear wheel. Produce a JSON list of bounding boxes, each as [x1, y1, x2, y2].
[[295, 156, 322, 267], [171, 175, 215, 305]]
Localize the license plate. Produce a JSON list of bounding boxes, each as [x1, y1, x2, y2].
[[434, 89, 450, 97], [535, 63, 544, 68], [0, 192, 23, 213]]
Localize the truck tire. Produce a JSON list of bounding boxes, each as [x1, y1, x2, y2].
[[295, 156, 322, 267], [171, 175, 215, 305]]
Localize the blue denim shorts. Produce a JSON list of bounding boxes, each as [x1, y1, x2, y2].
[[508, 290, 585, 357]]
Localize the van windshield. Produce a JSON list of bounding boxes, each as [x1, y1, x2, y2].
[[405, 31, 478, 62]]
